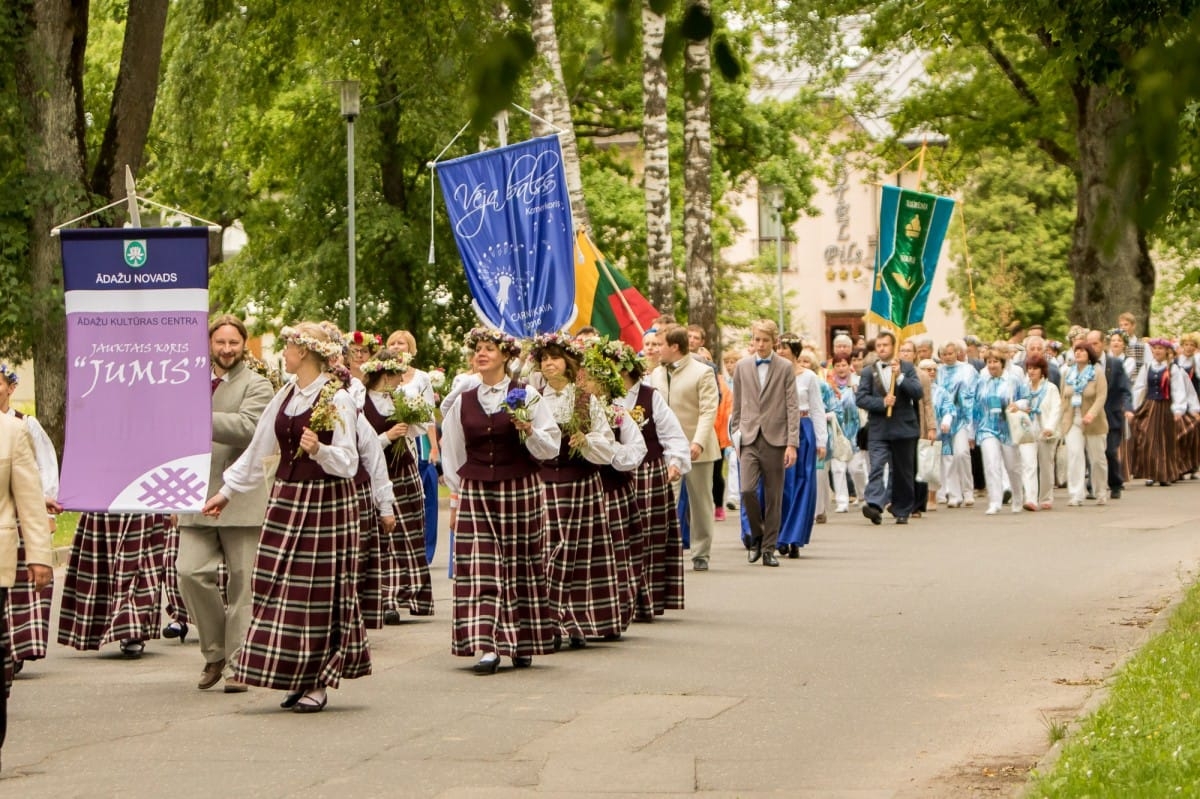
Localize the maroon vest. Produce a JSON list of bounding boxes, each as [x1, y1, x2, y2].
[[456, 384, 539, 483], [274, 384, 339, 482], [636, 383, 664, 461], [362, 392, 415, 475], [598, 423, 633, 492]]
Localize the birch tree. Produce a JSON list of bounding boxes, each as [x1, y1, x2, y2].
[[642, 0, 674, 314], [682, 0, 715, 345]]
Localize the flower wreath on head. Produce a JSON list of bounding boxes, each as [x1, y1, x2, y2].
[[361, 350, 411, 376], [779, 332, 803, 348], [1107, 328, 1130, 347], [464, 327, 521, 359], [529, 331, 583, 364], [350, 330, 383, 354], [0, 363, 18, 385], [278, 326, 344, 361], [579, 340, 627, 400], [1146, 337, 1176, 350]]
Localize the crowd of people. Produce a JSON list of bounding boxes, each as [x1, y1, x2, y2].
[[2, 309, 1198, 754]]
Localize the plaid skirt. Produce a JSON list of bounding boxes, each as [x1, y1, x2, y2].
[[57, 513, 165, 651], [232, 477, 370, 691], [1130, 400, 1180, 484], [6, 538, 53, 664], [1177, 413, 1200, 476], [162, 518, 189, 625], [606, 480, 648, 628], [388, 460, 434, 616], [634, 457, 685, 614], [544, 474, 622, 639], [355, 480, 385, 630], [452, 474, 555, 658]]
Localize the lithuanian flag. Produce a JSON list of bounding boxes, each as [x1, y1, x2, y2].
[[569, 231, 659, 350]]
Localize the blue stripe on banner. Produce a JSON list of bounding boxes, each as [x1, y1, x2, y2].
[[60, 227, 210, 292], [435, 136, 576, 337]]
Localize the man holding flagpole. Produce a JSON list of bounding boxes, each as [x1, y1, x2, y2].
[[856, 331, 923, 525]]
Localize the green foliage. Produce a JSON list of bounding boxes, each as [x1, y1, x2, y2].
[[943, 149, 1075, 340], [1030, 577, 1200, 797]]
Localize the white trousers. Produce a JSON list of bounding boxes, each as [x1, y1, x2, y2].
[[1065, 424, 1108, 503], [723, 447, 740, 507], [940, 429, 973, 504], [980, 437, 1023, 510], [1019, 438, 1058, 506]]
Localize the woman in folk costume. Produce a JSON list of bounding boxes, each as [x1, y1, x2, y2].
[[970, 343, 1031, 515], [531, 333, 621, 648], [1130, 338, 1190, 486], [1019, 355, 1062, 510], [440, 328, 560, 673], [360, 349, 434, 622], [201, 322, 368, 713], [774, 337, 825, 557], [802, 349, 837, 524], [580, 340, 648, 630], [936, 339, 976, 508], [0, 365, 59, 675], [826, 355, 861, 513], [387, 329, 443, 565], [620, 346, 690, 619], [1174, 333, 1200, 480], [1059, 339, 1109, 506]]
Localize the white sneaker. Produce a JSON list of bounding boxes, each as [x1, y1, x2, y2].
[[1068, 499, 1082, 507], [1011, 505, 1022, 514], [964, 498, 975, 507], [985, 506, 1000, 515], [947, 499, 962, 508], [835, 504, 848, 513], [1097, 496, 1107, 506]]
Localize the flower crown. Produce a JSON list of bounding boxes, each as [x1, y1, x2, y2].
[[779, 332, 804, 347], [580, 340, 627, 399], [361, 350, 411, 376], [464, 327, 521, 358], [350, 330, 383, 353], [0, 363, 18, 385], [1146, 337, 1176, 350], [530, 331, 582, 362], [279, 326, 344, 360]]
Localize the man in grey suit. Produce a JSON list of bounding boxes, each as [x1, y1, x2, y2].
[[731, 320, 799, 567], [176, 314, 274, 692], [650, 326, 721, 571]]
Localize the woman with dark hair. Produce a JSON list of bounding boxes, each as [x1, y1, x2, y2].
[[1020, 355, 1062, 510], [970, 343, 1029, 515], [201, 322, 368, 713], [387, 329, 442, 565], [1130, 338, 1189, 486], [440, 328, 559, 673], [531, 333, 620, 648], [1059, 340, 1109, 506]]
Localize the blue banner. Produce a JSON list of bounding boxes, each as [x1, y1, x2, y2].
[[435, 136, 576, 337], [869, 185, 956, 337], [59, 227, 212, 512]]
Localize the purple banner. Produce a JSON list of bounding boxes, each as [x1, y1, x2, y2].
[[59, 228, 212, 512]]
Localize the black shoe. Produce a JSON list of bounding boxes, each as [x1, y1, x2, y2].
[[895, 516, 909, 525], [748, 538, 762, 563], [553, 633, 563, 652], [512, 656, 533, 668], [601, 633, 621, 642], [473, 654, 500, 675], [162, 621, 188, 642], [1111, 488, 1122, 499], [762, 552, 780, 567], [1002, 490, 1013, 505], [787, 544, 800, 559], [568, 637, 587, 650], [119, 639, 145, 659], [12, 659, 23, 676], [280, 692, 304, 709], [862, 504, 883, 525], [384, 609, 402, 625]]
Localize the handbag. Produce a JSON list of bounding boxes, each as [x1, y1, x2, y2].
[[916, 438, 941, 485], [1006, 409, 1037, 445], [830, 416, 853, 462]]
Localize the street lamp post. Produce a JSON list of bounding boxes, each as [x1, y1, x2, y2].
[[763, 185, 786, 333], [338, 80, 360, 332]]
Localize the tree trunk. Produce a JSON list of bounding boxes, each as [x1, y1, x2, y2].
[[529, 0, 591, 235], [16, 0, 92, 456], [90, 0, 169, 206], [642, 0, 674, 315], [1068, 83, 1155, 334], [683, 0, 715, 350]]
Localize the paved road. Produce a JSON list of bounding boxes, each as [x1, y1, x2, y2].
[[3, 481, 1199, 797]]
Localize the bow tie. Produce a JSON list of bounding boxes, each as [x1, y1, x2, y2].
[[755, 358, 771, 366], [666, 362, 679, 372]]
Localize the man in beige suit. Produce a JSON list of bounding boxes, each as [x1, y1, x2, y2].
[[650, 326, 721, 571], [176, 315, 274, 693], [731, 320, 799, 567], [0, 412, 54, 771]]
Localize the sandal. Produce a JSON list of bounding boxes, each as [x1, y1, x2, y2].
[[292, 690, 328, 714], [120, 639, 145, 659], [280, 692, 304, 709]]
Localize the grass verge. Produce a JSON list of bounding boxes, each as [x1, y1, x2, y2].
[[1028, 578, 1200, 797]]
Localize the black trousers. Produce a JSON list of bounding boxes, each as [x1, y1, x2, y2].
[[1106, 426, 1124, 491]]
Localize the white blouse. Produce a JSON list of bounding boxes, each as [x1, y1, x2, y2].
[[795, 370, 828, 449], [440, 377, 561, 496], [220, 373, 359, 499], [622, 382, 692, 476]]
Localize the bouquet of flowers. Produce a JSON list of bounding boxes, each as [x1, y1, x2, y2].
[[504, 386, 537, 441], [243, 352, 283, 391], [627, 404, 647, 428], [427, 367, 446, 389], [299, 379, 345, 457], [389, 390, 435, 456], [561, 390, 595, 459]]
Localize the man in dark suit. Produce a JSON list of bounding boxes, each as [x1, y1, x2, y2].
[[731, 320, 799, 567], [855, 330, 924, 525], [1088, 329, 1133, 498]]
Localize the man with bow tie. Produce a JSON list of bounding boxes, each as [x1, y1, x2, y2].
[[650, 326, 721, 571], [730, 320, 800, 567]]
